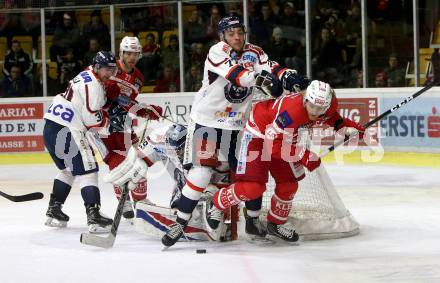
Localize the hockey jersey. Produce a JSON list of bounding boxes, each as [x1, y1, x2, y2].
[[99, 62, 145, 167], [246, 93, 342, 157], [44, 67, 107, 131], [190, 41, 287, 130], [105, 61, 144, 101]]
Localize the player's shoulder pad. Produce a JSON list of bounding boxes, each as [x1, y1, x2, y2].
[[208, 41, 233, 65], [81, 69, 105, 96], [280, 94, 309, 125], [243, 43, 265, 56]]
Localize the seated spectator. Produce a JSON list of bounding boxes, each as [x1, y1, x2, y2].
[[3, 39, 33, 79], [185, 10, 205, 45], [0, 65, 32, 97], [58, 48, 82, 89], [82, 10, 110, 51], [205, 5, 222, 42], [251, 3, 278, 46], [312, 27, 346, 85], [137, 33, 161, 83], [154, 65, 180, 93], [265, 27, 291, 66], [375, 71, 388, 87], [83, 37, 100, 67], [184, 64, 202, 92], [33, 63, 61, 96], [50, 12, 81, 62], [278, 1, 303, 28], [190, 42, 206, 71], [162, 34, 180, 73], [383, 53, 405, 87]]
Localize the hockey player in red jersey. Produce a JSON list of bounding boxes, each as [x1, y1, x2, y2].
[[205, 80, 365, 242], [161, 16, 310, 247], [100, 36, 162, 219]]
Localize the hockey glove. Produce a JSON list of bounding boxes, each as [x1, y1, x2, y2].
[[339, 118, 365, 139], [116, 94, 163, 120], [298, 147, 321, 172], [104, 146, 148, 188], [281, 70, 310, 92], [108, 101, 128, 133], [255, 70, 283, 98]]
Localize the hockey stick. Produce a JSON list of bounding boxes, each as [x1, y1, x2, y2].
[[80, 184, 129, 248], [80, 121, 150, 248], [0, 190, 44, 202], [320, 81, 437, 157]]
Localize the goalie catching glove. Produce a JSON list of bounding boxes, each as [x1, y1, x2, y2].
[[104, 146, 148, 189]]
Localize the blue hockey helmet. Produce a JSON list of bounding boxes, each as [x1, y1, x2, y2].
[[218, 16, 245, 35], [93, 51, 117, 69], [165, 124, 187, 150]]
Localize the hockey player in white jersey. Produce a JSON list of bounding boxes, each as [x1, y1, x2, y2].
[[43, 51, 134, 233], [135, 122, 233, 240], [162, 16, 310, 247]]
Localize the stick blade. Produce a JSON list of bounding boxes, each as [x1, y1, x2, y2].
[[80, 233, 115, 249], [0, 191, 44, 202]]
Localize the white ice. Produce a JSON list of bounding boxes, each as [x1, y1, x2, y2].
[[0, 162, 439, 283]]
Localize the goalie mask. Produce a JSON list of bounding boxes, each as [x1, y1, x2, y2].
[[119, 36, 142, 60], [165, 124, 187, 160], [304, 80, 333, 116]]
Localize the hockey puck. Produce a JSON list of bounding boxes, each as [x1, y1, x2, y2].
[[196, 249, 207, 254]]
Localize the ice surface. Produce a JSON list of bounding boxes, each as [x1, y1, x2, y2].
[[0, 162, 439, 283]]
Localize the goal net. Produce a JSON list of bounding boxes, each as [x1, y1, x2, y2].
[[259, 165, 360, 240]]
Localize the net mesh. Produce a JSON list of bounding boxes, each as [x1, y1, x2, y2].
[[261, 165, 360, 240]]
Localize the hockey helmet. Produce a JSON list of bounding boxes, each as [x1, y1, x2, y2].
[[119, 36, 142, 60], [93, 51, 117, 69], [165, 124, 187, 150], [218, 16, 246, 37], [304, 80, 333, 115]]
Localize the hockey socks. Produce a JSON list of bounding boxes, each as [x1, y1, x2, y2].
[[81, 186, 101, 206], [52, 179, 72, 204]]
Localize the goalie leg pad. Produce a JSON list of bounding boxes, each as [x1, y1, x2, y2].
[[130, 179, 148, 201]]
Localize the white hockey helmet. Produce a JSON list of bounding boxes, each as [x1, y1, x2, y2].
[[119, 36, 142, 59], [304, 80, 333, 114]]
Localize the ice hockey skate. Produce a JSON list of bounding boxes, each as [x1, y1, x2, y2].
[[244, 216, 273, 245], [203, 199, 225, 241], [266, 222, 299, 243], [122, 200, 134, 219], [86, 204, 113, 233], [45, 194, 69, 228], [161, 218, 187, 248]]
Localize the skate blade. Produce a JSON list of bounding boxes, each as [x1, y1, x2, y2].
[[45, 217, 67, 228], [265, 234, 300, 246], [246, 234, 275, 246], [88, 224, 111, 234]]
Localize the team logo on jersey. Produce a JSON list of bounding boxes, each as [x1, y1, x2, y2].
[[47, 103, 74, 123], [241, 53, 257, 64], [275, 111, 293, 129]]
